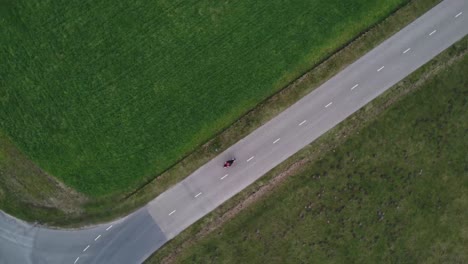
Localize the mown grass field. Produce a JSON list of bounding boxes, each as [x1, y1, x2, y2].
[[0, 0, 407, 196], [149, 48, 468, 263]]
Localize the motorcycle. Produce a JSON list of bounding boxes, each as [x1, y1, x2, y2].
[[223, 158, 236, 168]]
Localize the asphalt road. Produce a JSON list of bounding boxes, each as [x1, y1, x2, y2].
[[0, 0, 466, 263]]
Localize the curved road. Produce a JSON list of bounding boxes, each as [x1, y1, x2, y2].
[[1, 0, 466, 263]]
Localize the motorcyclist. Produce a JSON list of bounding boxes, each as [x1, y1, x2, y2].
[[224, 158, 236, 168]]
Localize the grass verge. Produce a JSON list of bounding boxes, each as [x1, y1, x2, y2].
[[0, 0, 440, 225], [0, 132, 85, 222], [145, 36, 467, 263]]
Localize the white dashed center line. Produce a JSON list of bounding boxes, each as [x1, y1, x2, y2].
[[168, 210, 176, 216], [106, 225, 113, 231], [351, 84, 359, 90], [429, 30, 437, 36], [325, 102, 333, 108], [403, 48, 411, 54], [74, 257, 80, 264], [273, 138, 280, 144], [455, 12, 462, 18], [377, 66, 385, 72], [298, 120, 307, 126], [247, 156, 255, 162], [221, 174, 229, 180], [195, 192, 202, 198], [83, 245, 90, 252], [94, 235, 101, 241]]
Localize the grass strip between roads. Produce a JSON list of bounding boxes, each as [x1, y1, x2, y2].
[[146, 36, 468, 264], [1, 0, 440, 225]]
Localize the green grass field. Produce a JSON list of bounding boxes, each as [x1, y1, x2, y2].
[[0, 0, 406, 196], [149, 49, 468, 263]]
